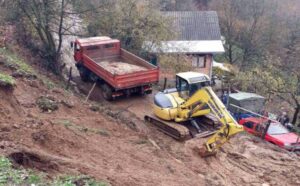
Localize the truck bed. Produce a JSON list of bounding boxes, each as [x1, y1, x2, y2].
[[81, 49, 159, 90], [93, 57, 148, 75]]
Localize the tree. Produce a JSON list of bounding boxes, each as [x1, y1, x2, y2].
[[3, 0, 90, 74], [83, 0, 174, 55], [210, 0, 276, 68], [235, 54, 300, 125], [194, 0, 211, 10]]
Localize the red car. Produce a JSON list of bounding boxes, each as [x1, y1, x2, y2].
[[239, 117, 300, 154]]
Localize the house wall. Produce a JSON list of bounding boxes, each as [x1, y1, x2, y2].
[[158, 53, 213, 82], [192, 54, 212, 78]]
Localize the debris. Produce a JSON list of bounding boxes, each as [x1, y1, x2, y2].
[[99, 61, 147, 75], [148, 138, 160, 149], [60, 100, 75, 108], [89, 104, 100, 112], [85, 82, 96, 102], [28, 80, 39, 88]]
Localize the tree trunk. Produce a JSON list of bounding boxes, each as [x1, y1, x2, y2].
[[292, 105, 300, 125], [228, 43, 233, 64]]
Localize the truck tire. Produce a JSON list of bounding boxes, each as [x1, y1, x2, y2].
[[78, 66, 90, 82], [101, 83, 113, 101]]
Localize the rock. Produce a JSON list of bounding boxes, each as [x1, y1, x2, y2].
[[36, 96, 58, 112], [52, 88, 63, 94], [12, 124, 20, 129], [11, 71, 25, 78], [11, 70, 35, 79], [89, 105, 100, 112], [21, 102, 36, 108], [28, 80, 39, 88], [60, 100, 75, 108], [0, 126, 11, 132], [31, 130, 48, 144], [205, 173, 225, 186]]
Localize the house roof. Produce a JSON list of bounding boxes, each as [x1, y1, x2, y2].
[[143, 11, 224, 54], [163, 11, 222, 41], [143, 40, 224, 54]]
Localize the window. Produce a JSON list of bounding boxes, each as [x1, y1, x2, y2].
[[104, 44, 115, 49], [189, 81, 210, 96], [267, 123, 289, 135], [86, 45, 99, 50], [180, 79, 188, 91], [176, 76, 189, 92], [192, 55, 206, 68], [244, 121, 254, 129], [75, 43, 80, 51], [255, 124, 264, 133]]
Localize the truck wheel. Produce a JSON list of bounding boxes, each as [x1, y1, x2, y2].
[[79, 66, 90, 82], [101, 84, 113, 101]]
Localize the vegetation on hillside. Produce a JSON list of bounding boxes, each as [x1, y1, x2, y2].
[[0, 156, 109, 186], [0, 73, 15, 88]]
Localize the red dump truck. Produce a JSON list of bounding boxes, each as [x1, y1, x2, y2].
[[72, 36, 159, 100]]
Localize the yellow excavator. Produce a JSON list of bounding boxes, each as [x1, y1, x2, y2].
[[145, 72, 244, 157]]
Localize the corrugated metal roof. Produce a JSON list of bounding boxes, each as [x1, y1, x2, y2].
[[162, 11, 222, 41]]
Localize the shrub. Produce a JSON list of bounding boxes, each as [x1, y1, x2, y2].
[[0, 73, 15, 88]]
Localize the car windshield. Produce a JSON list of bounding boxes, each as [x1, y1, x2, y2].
[[267, 123, 289, 135]]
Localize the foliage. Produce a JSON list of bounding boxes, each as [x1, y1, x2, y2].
[[79, 0, 174, 55], [0, 157, 45, 185], [159, 54, 193, 73], [54, 119, 111, 137], [3, 0, 75, 74], [234, 55, 300, 124], [0, 48, 35, 77], [0, 73, 15, 88], [0, 156, 109, 186]]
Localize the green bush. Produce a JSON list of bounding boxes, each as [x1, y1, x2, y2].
[[0, 156, 110, 185], [0, 73, 15, 88]]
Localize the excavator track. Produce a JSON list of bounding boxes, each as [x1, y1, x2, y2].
[[144, 115, 190, 140]]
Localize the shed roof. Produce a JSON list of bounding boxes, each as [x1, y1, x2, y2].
[[229, 92, 265, 101], [163, 11, 222, 41]]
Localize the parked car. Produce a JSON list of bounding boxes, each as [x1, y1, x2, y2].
[[239, 117, 300, 154]]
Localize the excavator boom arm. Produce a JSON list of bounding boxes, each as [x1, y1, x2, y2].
[[181, 87, 244, 155]]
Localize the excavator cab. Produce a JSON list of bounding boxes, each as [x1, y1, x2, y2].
[[176, 72, 211, 99]]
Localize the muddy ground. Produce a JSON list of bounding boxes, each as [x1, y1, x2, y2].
[[1, 50, 300, 186]]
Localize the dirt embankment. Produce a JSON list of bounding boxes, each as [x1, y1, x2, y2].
[[1, 48, 300, 185], [0, 67, 205, 185]]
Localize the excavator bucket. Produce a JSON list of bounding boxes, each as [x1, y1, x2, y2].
[[199, 146, 217, 157]]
